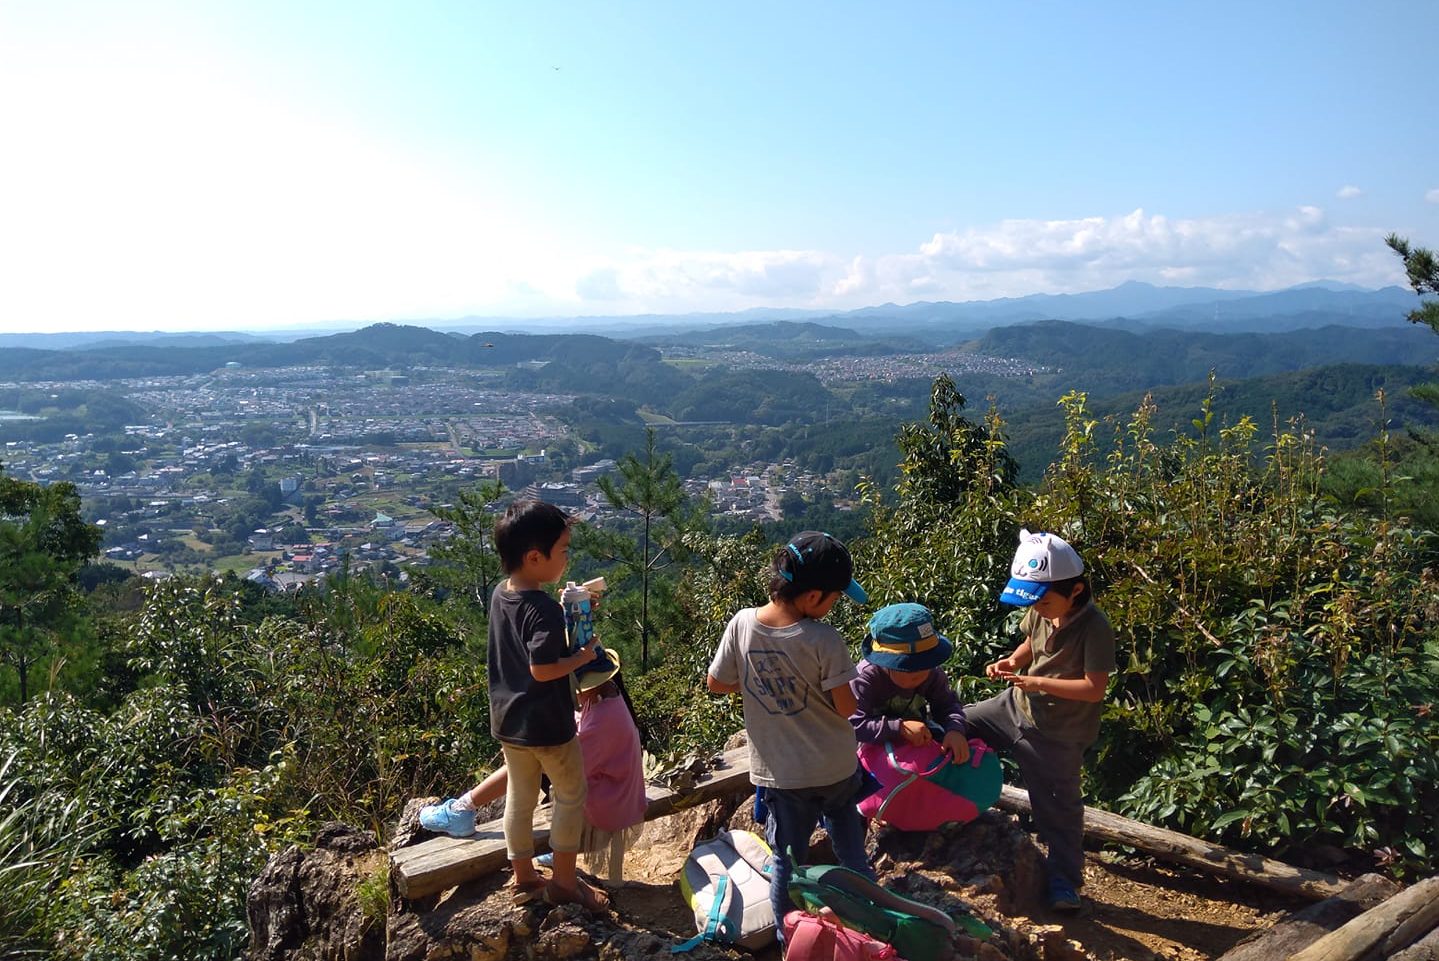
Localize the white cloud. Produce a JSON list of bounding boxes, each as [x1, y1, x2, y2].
[[517, 205, 1404, 316], [826, 206, 1400, 305], [1336, 185, 1363, 199], [1427, 188, 1439, 204]]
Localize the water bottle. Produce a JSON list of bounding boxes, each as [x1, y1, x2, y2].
[[561, 582, 595, 655]]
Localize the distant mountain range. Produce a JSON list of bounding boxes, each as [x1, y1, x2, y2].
[[533, 281, 1420, 340], [0, 330, 281, 350], [0, 280, 1423, 349], [803, 282, 1419, 338]]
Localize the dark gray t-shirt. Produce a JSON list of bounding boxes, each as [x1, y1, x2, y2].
[[487, 583, 576, 747], [709, 608, 859, 790], [1015, 602, 1117, 746]]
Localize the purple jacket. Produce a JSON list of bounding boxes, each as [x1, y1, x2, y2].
[[849, 658, 967, 744]]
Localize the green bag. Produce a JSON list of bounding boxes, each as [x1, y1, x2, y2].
[[787, 865, 991, 961]]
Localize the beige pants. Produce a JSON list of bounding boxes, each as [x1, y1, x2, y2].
[[501, 737, 586, 858]]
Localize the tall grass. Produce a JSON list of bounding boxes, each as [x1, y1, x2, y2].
[[0, 751, 90, 956]]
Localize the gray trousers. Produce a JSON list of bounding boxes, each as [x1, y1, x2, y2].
[[964, 688, 1088, 888]]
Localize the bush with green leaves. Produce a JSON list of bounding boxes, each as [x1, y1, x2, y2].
[[1, 569, 500, 959], [851, 377, 1438, 871]]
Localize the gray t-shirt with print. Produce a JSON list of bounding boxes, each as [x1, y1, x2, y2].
[[709, 608, 860, 790]]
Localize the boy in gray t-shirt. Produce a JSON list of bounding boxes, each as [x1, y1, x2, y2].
[[707, 531, 873, 947]]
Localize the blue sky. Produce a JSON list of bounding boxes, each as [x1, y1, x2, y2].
[[1, 1, 1435, 331]]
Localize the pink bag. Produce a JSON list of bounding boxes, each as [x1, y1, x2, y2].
[[783, 909, 901, 961], [856, 738, 1001, 831]]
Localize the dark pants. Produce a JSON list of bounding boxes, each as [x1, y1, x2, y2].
[[965, 688, 1089, 888], [763, 768, 872, 943]]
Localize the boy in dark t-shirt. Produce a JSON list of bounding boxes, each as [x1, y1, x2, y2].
[[425, 499, 607, 911]]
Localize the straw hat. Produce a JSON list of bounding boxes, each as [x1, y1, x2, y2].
[[575, 647, 621, 692]]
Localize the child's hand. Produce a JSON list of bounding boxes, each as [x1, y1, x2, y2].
[[580, 636, 603, 662], [999, 671, 1042, 693], [941, 731, 970, 763], [986, 657, 1017, 679], [899, 720, 932, 746]]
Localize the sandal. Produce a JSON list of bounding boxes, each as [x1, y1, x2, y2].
[[510, 877, 548, 906], [543, 878, 611, 912]]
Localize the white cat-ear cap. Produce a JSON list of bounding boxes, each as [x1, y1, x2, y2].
[[999, 528, 1084, 606]]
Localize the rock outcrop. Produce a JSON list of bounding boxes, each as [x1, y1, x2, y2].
[[247, 822, 386, 961], [247, 789, 1088, 961]]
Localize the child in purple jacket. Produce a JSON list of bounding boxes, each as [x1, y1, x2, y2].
[[849, 603, 970, 763]]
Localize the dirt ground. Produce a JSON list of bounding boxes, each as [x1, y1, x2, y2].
[[1018, 853, 1300, 961]]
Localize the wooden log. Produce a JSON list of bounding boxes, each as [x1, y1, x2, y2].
[[1287, 876, 1439, 961], [1216, 874, 1400, 961], [997, 784, 1345, 901], [1390, 925, 1439, 961], [391, 745, 753, 899]]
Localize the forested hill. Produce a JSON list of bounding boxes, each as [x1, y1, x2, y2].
[[999, 362, 1439, 479], [0, 324, 664, 382], [974, 321, 1439, 394], [632, 320, 931, 358]]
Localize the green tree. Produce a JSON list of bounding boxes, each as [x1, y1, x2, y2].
[[429, 478, 506, 611], [853, 375, 1020, 650], [894, 375, 1017, 507], [0, 469, 103, 702], [1386, 233, 1439, 406], [593, 428, 702, 668]]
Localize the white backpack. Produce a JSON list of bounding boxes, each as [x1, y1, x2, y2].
[[674, 829, 777, 952]]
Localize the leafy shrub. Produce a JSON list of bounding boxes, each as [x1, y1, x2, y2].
[[856, 378, 1439, 871], [2, 570, 500, 959]]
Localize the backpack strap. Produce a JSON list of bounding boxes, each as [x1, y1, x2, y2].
[[672, 874, 733, 953]]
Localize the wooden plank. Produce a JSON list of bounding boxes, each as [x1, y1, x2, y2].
[[1287, 877, 1439, 961], [997, 784, 1346, 901], [392, 746, 753, 899], [395, 745, 1345, 904]]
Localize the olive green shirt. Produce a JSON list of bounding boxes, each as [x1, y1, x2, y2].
[[1015, 602, 1117, 745]]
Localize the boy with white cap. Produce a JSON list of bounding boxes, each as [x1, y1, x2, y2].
[[965, 528, 1116, 913]]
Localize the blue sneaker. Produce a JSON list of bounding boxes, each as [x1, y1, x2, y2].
[[1047, 876, 1082, 912], [419, 799, 476, 838]]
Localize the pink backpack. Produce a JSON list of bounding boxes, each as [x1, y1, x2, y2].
[[856, 738, 1002, 831], [784, 909, 900, 961]]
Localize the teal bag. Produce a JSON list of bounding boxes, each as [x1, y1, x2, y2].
[[787, 865, 991, 961]]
